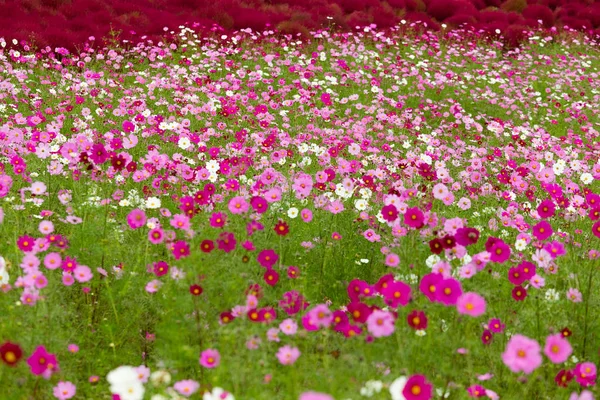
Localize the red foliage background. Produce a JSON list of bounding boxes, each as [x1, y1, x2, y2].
[[0, 0, 598, 49]]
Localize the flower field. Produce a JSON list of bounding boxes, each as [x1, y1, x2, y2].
[[0, 24, 600, 400]]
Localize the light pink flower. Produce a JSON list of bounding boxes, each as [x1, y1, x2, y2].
[[276, 345, 300, 365], [502, 334, 542, 374]]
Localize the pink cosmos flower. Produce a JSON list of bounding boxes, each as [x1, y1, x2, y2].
[[135, 365, 150, 383], [300, 208, 313, 222], [228, 196, 249, 214], [567, 288, 583, 303], [299, 392, 334, 400], [544, 240, 566, 259], [200, 348, 220, 368], [279, 319, 298, 335], [126, 209, 146, 229], [38, 220, 54, 235], [544, 334, 572, 364], [385, 253, 400, 267], [53, 381, 76, 400], [67, 344, 79, 353], [170, 214, 191, 230], [456, 292, 486, 317], [73, 265, 93, 282], [267, 328, 280, 342], [574, 362, 597, 387], [307, 304, 333, 328], [62, 273, 75, 286], [173, 380, 200, 397], [276, 345, 300, 365], [501, 334, 542, 374], [148, 228, 164, 244], [569, 391, 595, 400], [366, 309, 396, 338], [145, 280, 162, 293]]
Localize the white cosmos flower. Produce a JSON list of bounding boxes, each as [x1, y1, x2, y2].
[[581, 173, 593, 185], [0, 268, 9, 286], [150, 370, 171, 386], [145, 197, 161, 209], [203, 387, 235, 400], [107, 366, 145, 400], [355, 199, 368, 211], [287, 207, 299, 219], [389, 376, 408, 400], [515, 239, 527, 251], [178, 137, 191, 150]]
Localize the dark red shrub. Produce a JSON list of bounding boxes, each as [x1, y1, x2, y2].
[[445, 12, 479, 26], [522, 4, 554, 27], [480, 10, 509, 23]]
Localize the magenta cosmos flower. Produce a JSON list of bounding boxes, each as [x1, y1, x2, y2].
[[402, 374, 433, 400], [501, 335, 542, 374], [404, 207, 424, 229], [456, 292, 486, 317], [200, 348, 220, 368], [27, 345, 59, 378], [435, 278, 463, 306], [126, 208, 146, 229], [544, 334, 572, 364]]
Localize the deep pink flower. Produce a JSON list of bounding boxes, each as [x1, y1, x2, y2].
[[402, 374, 433, 400], [153, 261, 169, 277], [544, 334, 572, 364], [171, 240, 190, 260], [537, 199, 556, 218], [382, 281, 412, 307], [199, 348, 220, 368], [489, 240, 511, 264], [17, 235, 35, 252], [419, 273, 443, 302], [404, 207, 424, 229], [435, 278, 463, 306], [544, 241, 566, 259], [456, 292, 486, 317], [126, 209, 146, 229], [257, 249, 278, 269], [532, 220, 553, 241], [488, 318, 505, 333], [148, 228, 164, 244], [27, 346, 59, 378], [574, 362, 597, 387]]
